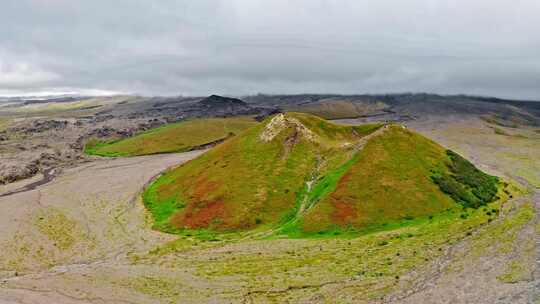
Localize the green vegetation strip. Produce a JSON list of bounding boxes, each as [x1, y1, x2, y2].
[[495, 202, 536, 283], [143, 114, 385, 234], [141, 114, 502, 240], [136, 189, 512, 302], [85, 116, 258, 157], [432, 150, 499, 209], [278, 154, 360, 237]]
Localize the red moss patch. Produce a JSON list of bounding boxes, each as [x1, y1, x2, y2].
[[171, 199, 228, 229], [331, 200, 358, 225], [188, 177, 222, 202]]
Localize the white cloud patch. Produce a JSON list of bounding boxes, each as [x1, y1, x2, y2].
[[0, 61, 59, 87], [1, 0, 539, 99]]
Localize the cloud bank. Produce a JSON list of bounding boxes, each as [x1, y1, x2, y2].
[[1, 0, 539, 99]]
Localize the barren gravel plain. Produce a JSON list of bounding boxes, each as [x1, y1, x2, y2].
[[0, 95, 538, 303]]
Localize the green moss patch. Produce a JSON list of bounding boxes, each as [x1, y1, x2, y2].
[[432, 150, 499, 208], [143, 114, 503, 239], [301, 126, 455, 234], [34, 208, 79, 250], [143, 113, 383, 234], [85, 116, 258, 157]]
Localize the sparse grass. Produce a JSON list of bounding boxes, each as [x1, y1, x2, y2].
[[0, 207, 95, 272], [184, 196, 503, 302], [34, 208, 78, 250], [516, 168, 540, 188], [497, 237, 535, 283], [492, 126, 509, 136], [0, 118, 10, 131], [116, 275, 182, 301], [481, 114, 519, 128], [1, 96, 131, 115], [498, 261, 527, 283], [85, 116, 258, 157], [469, 202, 534, 257]]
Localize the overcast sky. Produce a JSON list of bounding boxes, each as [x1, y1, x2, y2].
[[1, 0, 539, 99]]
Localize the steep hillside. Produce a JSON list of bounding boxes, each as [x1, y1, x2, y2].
[[143, 113, 499, 236], [84, 116, 258, 157], [300, 127, 456, 233]]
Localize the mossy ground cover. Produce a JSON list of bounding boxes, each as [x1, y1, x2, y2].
[[143, 113, 502, 239], [300, 126, 456, 234], [34, 208, 79, 250], [84, 116, 258, 157], [143, 113, 383, 233], [432, 150, 499, 208], [0, 207, 97, 272], [471, 201, 535, 257], [132, 184, 517, 303], [0, 118, 10, 132], [115, 275, 183, 302]]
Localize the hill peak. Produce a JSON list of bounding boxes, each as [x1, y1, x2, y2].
[[259, 113, 317, 142]]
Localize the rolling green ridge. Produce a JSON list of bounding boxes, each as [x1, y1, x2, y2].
[[143, 113, 500, 238], [84, 116, 258, 157], [286, 99, 388, 120]]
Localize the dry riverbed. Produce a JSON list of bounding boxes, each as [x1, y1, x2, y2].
[[0, 116, 538, 304]]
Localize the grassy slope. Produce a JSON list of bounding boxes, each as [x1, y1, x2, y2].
[[301, 126, 455, 233], [298, 126, 500, 235], [144, 122, 317, 232], [85, 117, 258, 157], [135, 183, 521, 303], [143, 113, 383, 232], [144, 113, 499, 237]]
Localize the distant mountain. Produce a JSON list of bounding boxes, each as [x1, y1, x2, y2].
[[243, 93, 540, 126], [198, 94, 247, 107]]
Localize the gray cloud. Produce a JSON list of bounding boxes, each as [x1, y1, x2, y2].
[[1, 0, 539, 99]]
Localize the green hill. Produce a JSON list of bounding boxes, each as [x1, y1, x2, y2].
[[84, 116, 258, 157], [143, 113, 499, 236], [286, 99, 388, 119]]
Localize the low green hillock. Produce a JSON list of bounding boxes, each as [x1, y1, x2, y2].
[[84, 116, 258, 157], [142, 113, 500, 237]]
